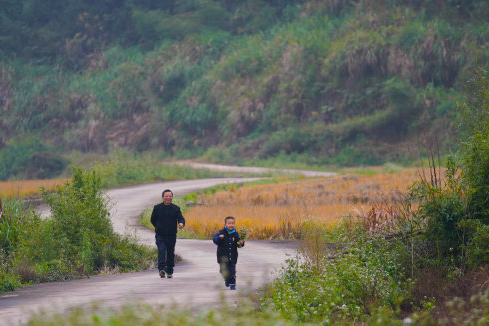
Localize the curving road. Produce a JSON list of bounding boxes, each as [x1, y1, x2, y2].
[[0, 168, 334, 325]]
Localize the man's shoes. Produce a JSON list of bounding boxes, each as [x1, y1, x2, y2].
[[229, 284, 236, 290], [159, 270, 166, 278], [225, 281, 230, 287], [167, 274, 173, 278]]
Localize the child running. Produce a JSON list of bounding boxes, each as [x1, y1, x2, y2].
[[212, 216, 245, 290]]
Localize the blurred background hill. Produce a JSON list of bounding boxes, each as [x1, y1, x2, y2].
[[1, 0, 488, 180]]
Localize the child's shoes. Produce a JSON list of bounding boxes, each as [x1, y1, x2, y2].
[[225, 281, 230, 287], [229, 284, 236, 290]]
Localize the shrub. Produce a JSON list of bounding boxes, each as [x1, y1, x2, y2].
[[458, 69, 489, 224], [411, 162, 467, 260], [465, 224, 489, 269], [15, 166, 154, 281], [408, 69, 489, 270], [262, 223, 407, 324], [41, 167, 113, 268], [0, 271, 21, 292], [0, 199, 34, 256]]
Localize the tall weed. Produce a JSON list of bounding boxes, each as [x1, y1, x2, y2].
[[0, 198, 33, 291], [0, 199, 32, 255]]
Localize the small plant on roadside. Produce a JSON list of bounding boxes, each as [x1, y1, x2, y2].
[[298, 218, 330, 268], [0, 266, 21, 292]]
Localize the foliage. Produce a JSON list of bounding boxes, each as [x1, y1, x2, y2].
[[465, 224, 489, 269], [262, 222, 407, 324], [35, 166, 115, 274], [0, 166, 155, 292], [0, 199, 31, 291], [18, 286, 489, 325], [88, 150, 225, 189], [0, 199, 31, 255], [23, 300, 298, 326], [2, 1, 489, 174], [410, 159, 467, 260], [0, 135, 68, 180], [406, 69, 489, 274], [437, 289, 489, 325], [458, 69, 489, 224], [0, 268, 21, 292]]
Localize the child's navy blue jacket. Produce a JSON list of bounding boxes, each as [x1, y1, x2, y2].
[[213, 228, 244, 264]]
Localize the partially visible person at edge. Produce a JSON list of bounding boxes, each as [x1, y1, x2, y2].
[[212, 216, 245, 290], [150, 189, 185, 279]]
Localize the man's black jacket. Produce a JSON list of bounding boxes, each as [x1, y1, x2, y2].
[[150, 203, 185, 237]]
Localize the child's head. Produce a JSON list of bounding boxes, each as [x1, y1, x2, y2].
[[224, 216, 235, 231]]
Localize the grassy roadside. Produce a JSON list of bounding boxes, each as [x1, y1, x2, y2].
[[22, 219, 489, 326], [0, 167, 156, 292]]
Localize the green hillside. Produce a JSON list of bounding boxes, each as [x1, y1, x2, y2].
[[1, 0, 489, 179]]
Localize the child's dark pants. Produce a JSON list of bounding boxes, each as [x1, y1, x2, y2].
[[220, 261, 236, 285], [155, 235, 176, 274]]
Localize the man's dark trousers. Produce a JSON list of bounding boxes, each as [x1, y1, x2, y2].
[[156, 235, 176, 274]]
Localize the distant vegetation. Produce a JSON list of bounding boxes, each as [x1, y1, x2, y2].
[[1, 0, 489, 179], [0, 150, 228, 199], [86, 150, 229, 188]]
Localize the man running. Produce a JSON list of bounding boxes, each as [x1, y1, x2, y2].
[[150, 189, 185, 278]]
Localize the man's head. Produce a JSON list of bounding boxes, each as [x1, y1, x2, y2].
[[162, 189, 173, 205], [224, 216, 235, 231]]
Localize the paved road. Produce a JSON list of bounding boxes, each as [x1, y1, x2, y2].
[[0, 177, 304, 325], [175, 161, 337, 178]]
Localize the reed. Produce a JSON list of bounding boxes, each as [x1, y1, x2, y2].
[[184, 170, 422, 239], [0, 178, 70, 199]]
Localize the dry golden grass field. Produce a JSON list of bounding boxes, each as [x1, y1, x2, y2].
[[0, 178, 70, 199], [185, 169, 427, 239]]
